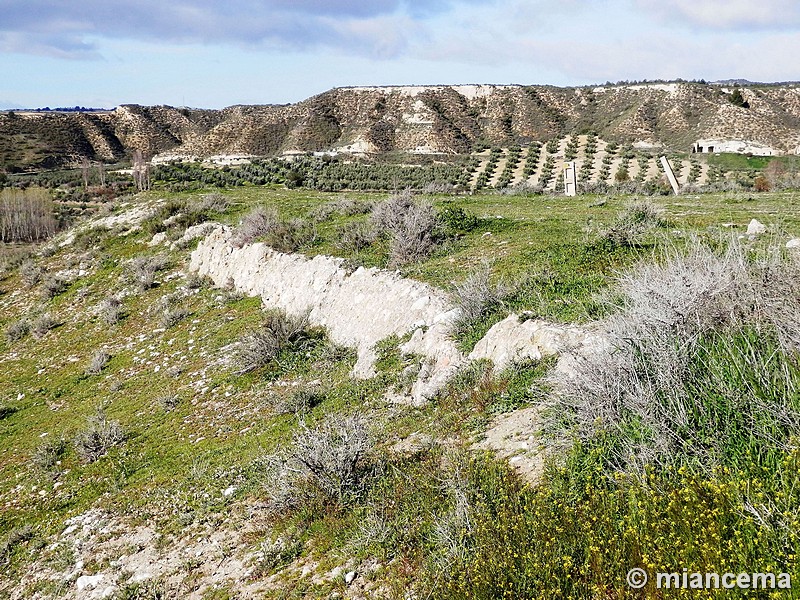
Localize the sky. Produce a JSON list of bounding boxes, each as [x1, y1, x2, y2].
[[2, 0, 800, 109]]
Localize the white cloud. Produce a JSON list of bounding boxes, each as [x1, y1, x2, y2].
[[635, 0, 800, 30], [410, 0, 800, 84], [0, 0, 492, 59]]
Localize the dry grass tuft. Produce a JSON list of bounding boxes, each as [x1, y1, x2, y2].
[[548, 237, 800, 474]]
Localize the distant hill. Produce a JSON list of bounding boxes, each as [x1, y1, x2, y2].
[[3, 81, 800, 171]]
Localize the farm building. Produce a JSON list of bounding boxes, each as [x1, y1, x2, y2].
[[692, 139, 776, 156]]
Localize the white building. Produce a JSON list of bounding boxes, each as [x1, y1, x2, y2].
[[692, 139, 776, 156]]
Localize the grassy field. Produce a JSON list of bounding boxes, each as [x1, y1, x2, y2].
[[1, 185, 799, 598]]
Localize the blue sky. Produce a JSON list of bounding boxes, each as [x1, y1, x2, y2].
[[2, 0, 800, 109]]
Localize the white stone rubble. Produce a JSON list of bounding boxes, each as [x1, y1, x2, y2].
[[190, 226, 607, 403]]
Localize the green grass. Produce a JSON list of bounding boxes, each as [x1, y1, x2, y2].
[[707, 152, 800, 173], [1, 186, 800, 596]]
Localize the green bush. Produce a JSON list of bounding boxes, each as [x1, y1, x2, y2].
[[599, 200, 665, 247], [438, 206, 479, 234]]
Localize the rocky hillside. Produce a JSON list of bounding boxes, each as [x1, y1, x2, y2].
[[4, 82, 800, 171]]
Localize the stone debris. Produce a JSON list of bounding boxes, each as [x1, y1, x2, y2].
[[76, 574, 105, 592], [148, 232, 167, 246], [190, 226, 608, 404], [190, 226, 455, 387], [747, 218, 767, 236]]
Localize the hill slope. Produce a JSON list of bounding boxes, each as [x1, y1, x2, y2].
[[2, 187, 800, 598], [4, 82, 800, 171]]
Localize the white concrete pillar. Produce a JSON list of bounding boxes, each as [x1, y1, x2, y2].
[[564, 161, 577, 196], [660, 156, 680, 195]]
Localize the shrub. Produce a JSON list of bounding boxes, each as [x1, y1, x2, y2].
[[0, 245, 32, 278], [754, 175, 771, 192], [431, 450, 475, 571], [275, 386, 326, 416], [438, 206, 479, 234], [31, 312, 57, 338], [233, 311, 312, 374], [729, 87, 749, 108], [74, 408, 125, 463], [19, 259, 43, 287], [141, 198, 214, 237], [548, 239, 800, 475], [0, 404, 17, 419], [184, 272, 212, 290], [195, 192, 230, 214], [113, 580, 168, 600], [422, 181, 457, 194], [371, 190, 438, 267], [160, 306, 190, 329], [85, 350, 111, 376], [334, 221, 375, 253], [262, 217, 317, 253], [156, 393, 180, 411], [127, 255, 169, 291], [498, 182, 544, 196], [230, 206, 279, 248], [32, 437, 67, 471], [232, 207, 316, 252], [72, 226, 109, 251], [600, 199, 665, 247], [40, 274, 67, 299], [5, 319, 30, 342], [310, 197, 373, 222], [450, 265, 506, 334], [0, 525, 33, 566], [370, 189, 414, 237], [98, 296, 124, 325], [290, 413, 373, 503]]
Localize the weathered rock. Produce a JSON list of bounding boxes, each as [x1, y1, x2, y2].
[[170, 222, 221, 250], [148, 232, 167, 246], [399, 321, 463, 404], [391, 432, 434, 456], [787, 238, 800, 249], [747, 219, 767, 235], [76, 574, 105, 591], [190, 230, 610, 403], [468, 314, 606, 372], [476, 406, 544, 483], [190, 226, 456, 385]]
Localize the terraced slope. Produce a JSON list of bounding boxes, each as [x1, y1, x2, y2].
[[469, 136, 711, 191]]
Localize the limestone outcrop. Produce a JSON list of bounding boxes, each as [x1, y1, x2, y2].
[[190, 226, 456, 384], [190, 225, 607, 404], [468, 314, 609, 375]]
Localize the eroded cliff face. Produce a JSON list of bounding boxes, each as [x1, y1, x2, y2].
[[6, 82, 800, 170]]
